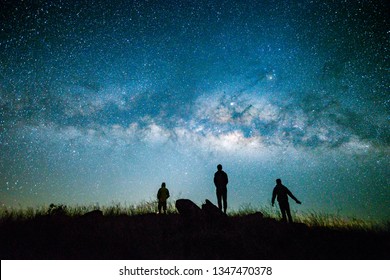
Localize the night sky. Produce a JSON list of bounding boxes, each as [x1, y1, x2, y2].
[[1, 0, 389, 221]]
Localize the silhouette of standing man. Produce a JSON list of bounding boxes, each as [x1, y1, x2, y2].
[[157, 182, 170, 214], [272, 179, 301, 223], [214, 164, 228, 214]]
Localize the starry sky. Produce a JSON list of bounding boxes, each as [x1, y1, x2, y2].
[[0, 0, 389, 220]]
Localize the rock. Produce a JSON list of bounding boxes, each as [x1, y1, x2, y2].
[[47, 203, 67, 216], [202, 199, 225, 218], [246, 212, 264, 219], [82, 209, 103, 218], [175, 199, 202, 217]]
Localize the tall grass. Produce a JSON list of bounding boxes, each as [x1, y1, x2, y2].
[[0, 201, 387, 231], [229, 203, 386, 231], [293, 211, 385, 231], [0, 200, 178, 221], [228, 203, 278, 218]]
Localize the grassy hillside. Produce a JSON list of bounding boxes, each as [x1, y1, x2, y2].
[[0, 203, 389, 259]]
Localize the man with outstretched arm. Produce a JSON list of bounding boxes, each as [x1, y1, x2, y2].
[[272, 178, 301, 223]]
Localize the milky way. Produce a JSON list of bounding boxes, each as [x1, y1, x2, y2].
[[0, 0, 389, 220]]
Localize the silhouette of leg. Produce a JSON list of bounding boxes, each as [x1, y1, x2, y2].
[[162, 201, 167, 214], [222, 187, 227, 214], [216, 188, 222, 211], [279, 202, 287, 222], [285, 203, 293, 223], [158, 202, 162, 214]]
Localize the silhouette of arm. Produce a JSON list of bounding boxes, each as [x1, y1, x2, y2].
[[286, 188, 301, 204], [271, 188, 276, 206], [166, 189, 170, 199]]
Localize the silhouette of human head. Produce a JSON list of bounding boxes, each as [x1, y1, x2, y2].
[[217, 164, 222, 171], [276, 178, 282, 185], [161, 182, 166, 188]]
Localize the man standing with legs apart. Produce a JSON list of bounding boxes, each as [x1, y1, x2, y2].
[[214, 164, 229, 214], [272, 178, 301, 223]]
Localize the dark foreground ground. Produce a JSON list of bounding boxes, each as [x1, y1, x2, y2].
[[0, 213, 389, 259]]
